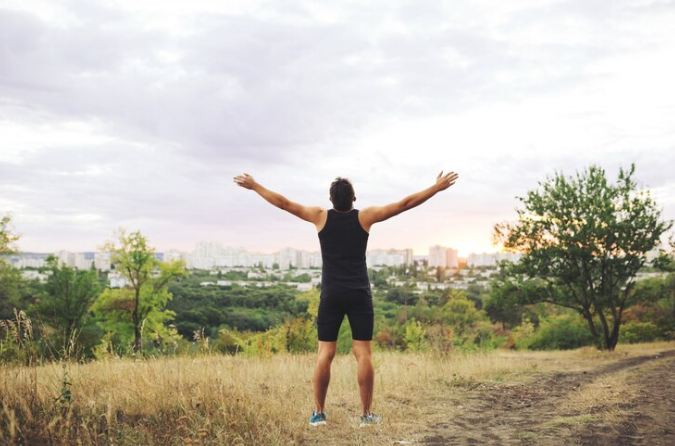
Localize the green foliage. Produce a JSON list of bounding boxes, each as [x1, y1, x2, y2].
[[384, 287, 417, 305], [225, 290, 320, 357], [33, 256, 102, 359], [168, 283, 308, 337], [510, 316, 536, 350], [0, 214, 20, 255], [0, 260, 26, 320], [483, 277, 527, 329], [403, 319, 427, 352], [92, 287, 180, 354], [619, 321, 660, 344], [493, 164, 673, 350], [335, 321, 354, 354], [56, 369, 73, 405], [625, 273, 675, 339], [293, 273, 312, 283], [523, 314, 595, 350], [440, 291, 487, 341], [214, 328, 246, 354], [0, 215, 28, 320], [239, 327, 287, 357], [99, 229, 187, 352], [221, 270, 248, 281], [283, 317, 317, 353]]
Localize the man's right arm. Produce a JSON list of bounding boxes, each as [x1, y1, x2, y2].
[[234, 173, 326, 229], [359, 171, 458, 233]]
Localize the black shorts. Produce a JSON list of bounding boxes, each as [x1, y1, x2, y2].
[[317, 289, 374, 342]]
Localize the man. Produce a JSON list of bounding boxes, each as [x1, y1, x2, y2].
[[233, 171, 459, 427]]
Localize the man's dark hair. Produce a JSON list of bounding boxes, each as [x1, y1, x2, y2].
[[330, 177, 355, 212]]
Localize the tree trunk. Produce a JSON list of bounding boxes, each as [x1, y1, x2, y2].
[[607, 308, 624, 351], [581, 309, 600, 347], [596, 310, 615, 351], [133, 289, 142, 352], [134, 326, 142, 353]]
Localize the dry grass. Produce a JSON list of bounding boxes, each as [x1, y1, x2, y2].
[[556, 343, 673, 428], [0, 350, 537, 445], [559, 367, 637, 423], [1, 342, 673, 445]]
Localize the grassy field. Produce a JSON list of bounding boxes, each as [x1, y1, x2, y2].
[[1, 342, 674, 445]]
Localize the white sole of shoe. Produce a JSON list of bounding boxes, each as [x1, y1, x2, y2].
[[309, 421, 327, 427]]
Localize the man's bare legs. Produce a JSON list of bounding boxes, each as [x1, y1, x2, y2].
[[313, 341, 337, 413], [352, 340, 374, 415], [314, 340, 375, 416]]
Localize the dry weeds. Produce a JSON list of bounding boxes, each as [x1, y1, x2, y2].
[[1, 342, 673, 445]]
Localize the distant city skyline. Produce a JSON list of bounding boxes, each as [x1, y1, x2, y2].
[[10, 242, 492, 258], [8, 242, 521, 270], [9, 242, 507, 259], [2, 1, 674, 256]]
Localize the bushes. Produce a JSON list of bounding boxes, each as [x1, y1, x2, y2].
[[523, 314, 595, 350], [619, 321, 660, 344]]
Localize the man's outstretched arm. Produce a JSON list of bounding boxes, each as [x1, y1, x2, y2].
[[359, 171, 459, 232], [234, 173, 325, 226]]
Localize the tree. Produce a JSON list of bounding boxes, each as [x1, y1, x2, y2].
[[493, 165, 672, 350], [98, 229, 186, 352], [483, 280, 526, 330], [33, 256, 101, 357], [0, 215, 25, 319], [650, 239, 675, 325], [0, 215, 20, 254]]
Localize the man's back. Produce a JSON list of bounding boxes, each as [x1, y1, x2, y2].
[[318, 209, 370, 298]]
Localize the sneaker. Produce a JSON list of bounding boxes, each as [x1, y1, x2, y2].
[[359, 413, 382, 427], [309, 411, 327, 426]]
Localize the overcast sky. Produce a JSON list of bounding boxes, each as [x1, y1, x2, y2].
[[1, 0, 674, 256]]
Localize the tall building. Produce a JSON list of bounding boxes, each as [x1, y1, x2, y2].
[[278, 247, 298, 270], [367, 249, 414, 267], [55, 250, 90, 269], [428, 245, 447, 268], [446, 248, 459, 268], [307, 251, 322, 268], [429, 245, 459, 268], [15, 256, 46, 269], [94, 252, 111, 271]]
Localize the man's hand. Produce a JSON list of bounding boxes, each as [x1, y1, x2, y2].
[[435, 171, 459, 191], [234, 173, 257, 190]]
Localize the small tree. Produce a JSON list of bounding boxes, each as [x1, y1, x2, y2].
[[493, 165, 672, 350], [0, 215, 24, 319], [98, 229, 186, 352], [0, 215, 20, 254], [34, 256, 101, 358]]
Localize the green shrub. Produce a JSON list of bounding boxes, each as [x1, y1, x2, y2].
[[526, 314, 595, 350], [619, 321, 660, 344], [403, 319, 427, 352]]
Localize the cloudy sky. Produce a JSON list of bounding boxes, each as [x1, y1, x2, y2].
[[1, 0, 674, 256]]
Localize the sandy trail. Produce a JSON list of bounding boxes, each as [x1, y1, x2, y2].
[[421, 349, 675, 445]]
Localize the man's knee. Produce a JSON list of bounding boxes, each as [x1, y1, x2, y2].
[[352, 340, 372, 362], [317, 341, 337, 363]]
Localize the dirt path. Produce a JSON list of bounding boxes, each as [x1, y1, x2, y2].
[[421, 350, 675, 445]]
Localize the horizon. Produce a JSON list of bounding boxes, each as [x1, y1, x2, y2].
[[9, 243, 504, 259]]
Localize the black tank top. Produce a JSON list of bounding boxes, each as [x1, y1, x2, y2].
[[318, 209, 370, 297]]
